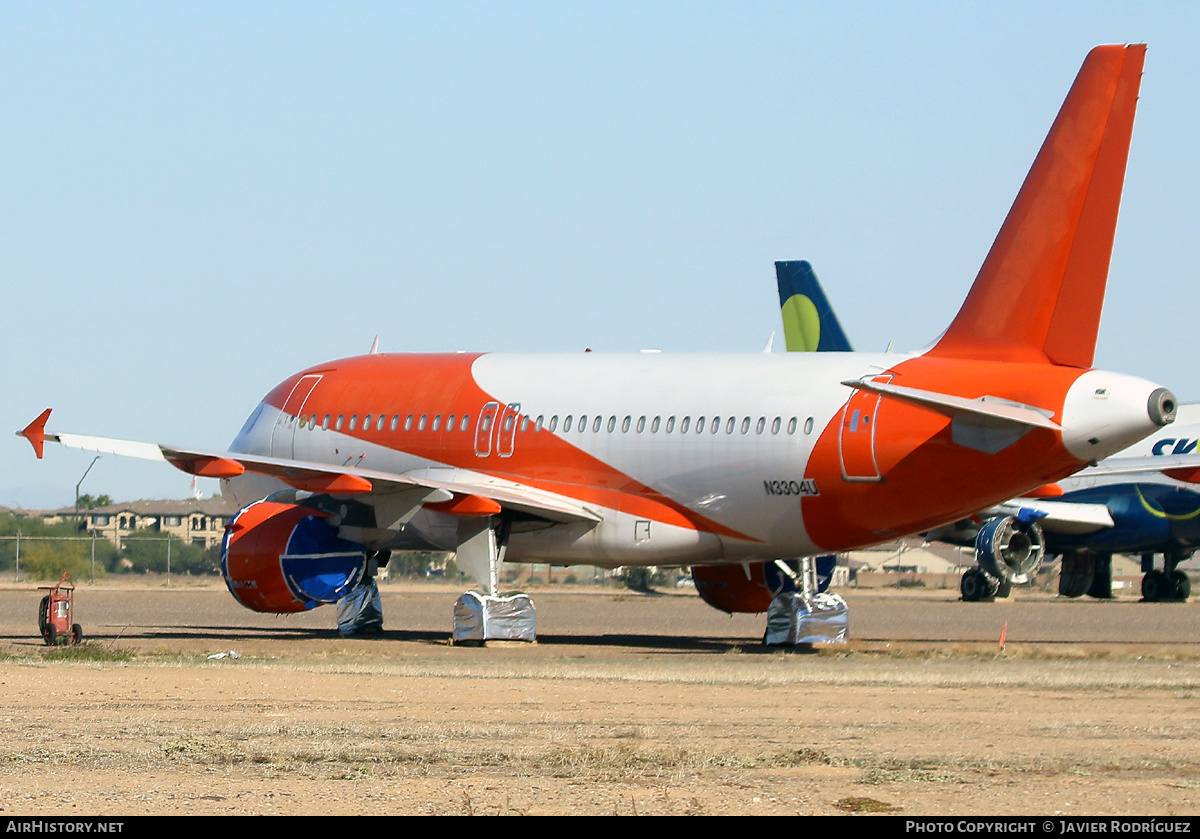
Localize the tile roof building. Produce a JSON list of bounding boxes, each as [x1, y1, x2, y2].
[[39, 498, 241, 549]]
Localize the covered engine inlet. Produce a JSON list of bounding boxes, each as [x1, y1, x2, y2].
[[221, 500, 370, 613]]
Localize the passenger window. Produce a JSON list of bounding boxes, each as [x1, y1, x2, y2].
[[666, 416, 675, 433], [481, 415, 491, 433], [521, 416, 530, 432], [363, 414, 371, 430], [563, 416, 573, 432], [637, 416, 646, 433], [652, 416, 661, 433], [460, 415, 470, 432], [726, 417, 735, 434], [592, 416, 602, 433], [311, 414, 318, 429], [390, 414, 399, 431], [349, 415, 358, 431], [377, 415, 386, 431], [772, 417, 781, 434], [418, 415, 427, 431], [756, 417, 766, 434], [503, 415, 514, 432], [681, 416, 690, 434], [322, 414, 331, 430], [695, 416, 705, 433], [804, 417, 814, 434], [432, 415, 441, 431], [607, 416, 616, 433], [447, 414, 456, 431], [549, 415, 558, 432], [535, 415, 544, 432], [741, 417, 750, 434], [335, 415, 344, 431], [405, 415, 414, 431], [578, 415, 586, 432]]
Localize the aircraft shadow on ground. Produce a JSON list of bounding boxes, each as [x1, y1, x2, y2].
[[2, 627, 801, 654]]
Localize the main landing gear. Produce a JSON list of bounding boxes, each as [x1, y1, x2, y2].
[[960, 513, 1044, 602], [337, 550, 388, 636], [1056, 551, 1192, 602], [450, 517, 536, 644], [1057, 552, 1114, 599], [1140, 551, 1192, 602], [960, 566, 1012, 601]]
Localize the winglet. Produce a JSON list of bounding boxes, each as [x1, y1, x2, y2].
[[18, 409, 52, 459], [928, 44, 1146, 366], [775, 261, 854, 352]]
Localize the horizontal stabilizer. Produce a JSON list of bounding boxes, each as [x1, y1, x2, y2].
[[840, 379, 1060, 430]]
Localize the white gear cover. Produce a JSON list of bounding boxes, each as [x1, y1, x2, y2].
[[452, 591, 536, 643], [764, 592, 848, 645]]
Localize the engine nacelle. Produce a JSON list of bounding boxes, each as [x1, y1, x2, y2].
[[974, 514, 1045, 584], [693, 563, 777, 614], [221, 500, 369, 614], [692, 558, 835, 614]]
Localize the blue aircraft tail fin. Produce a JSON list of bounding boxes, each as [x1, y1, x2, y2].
[[775, 260, 854, 352]]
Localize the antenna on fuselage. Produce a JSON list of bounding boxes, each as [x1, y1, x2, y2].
[[369, 335, 379, 355]]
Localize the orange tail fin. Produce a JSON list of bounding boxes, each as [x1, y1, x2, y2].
[[929, 44, 1145, 367]]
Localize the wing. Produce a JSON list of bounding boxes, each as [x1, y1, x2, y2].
[[18, 409, 601, 525], [1077, 453, 1200, 480], [998, 499, 1115, 535]]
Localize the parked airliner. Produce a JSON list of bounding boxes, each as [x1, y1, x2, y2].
[[20, 45, 1176, 632]]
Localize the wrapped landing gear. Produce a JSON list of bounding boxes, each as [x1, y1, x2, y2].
[[763, 557, 848, 646], [337, 549, 388, 636], [450, 517, 536, 644]]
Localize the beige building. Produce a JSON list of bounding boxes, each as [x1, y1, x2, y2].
[[41, 498, 241, 550]]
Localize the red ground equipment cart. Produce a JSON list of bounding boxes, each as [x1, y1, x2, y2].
[[38, 572, 82, 646]]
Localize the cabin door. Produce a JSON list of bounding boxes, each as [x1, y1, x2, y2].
[[838, 375, 890, 482], [271, 375, 322, 459]]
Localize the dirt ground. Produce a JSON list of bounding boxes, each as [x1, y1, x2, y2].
[[1, 578, 1198, 816]]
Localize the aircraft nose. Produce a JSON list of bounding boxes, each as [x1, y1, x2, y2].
[[1148, 387, 1177, 427]]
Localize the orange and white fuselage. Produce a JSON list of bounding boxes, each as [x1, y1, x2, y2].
[[225, 347, 1172, 568]]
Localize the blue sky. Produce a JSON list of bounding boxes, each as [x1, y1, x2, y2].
[[3, 2, 1199, 508]]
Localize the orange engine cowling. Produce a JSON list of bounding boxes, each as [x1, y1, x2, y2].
[[692, 563, 779, 614], [692, 558, 835, 614], [221, 500, 369, 614]]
